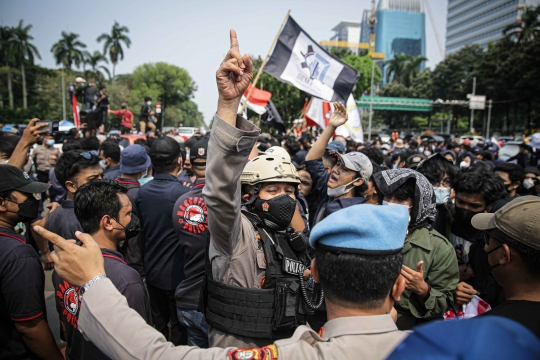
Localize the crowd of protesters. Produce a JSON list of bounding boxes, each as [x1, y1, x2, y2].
[[1, 30, 540, 359]]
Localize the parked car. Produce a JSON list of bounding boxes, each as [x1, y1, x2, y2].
[[420, 134, 445, 143], [497, 136, 515, 144], [436, 133, 453, 143], [177, 127, 199, 141], [459, 135, 485, 147], [498, 141, 521, 162]]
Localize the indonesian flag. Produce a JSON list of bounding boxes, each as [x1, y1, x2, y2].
[[304, 97, 332, 129], [72, 93, 80, 129], [240, 83, 272, 115], [265, 16, 359, 103], [444, 295, 491, 320]]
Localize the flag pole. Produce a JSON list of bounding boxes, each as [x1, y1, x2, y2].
[[239, 9, 291, 115]]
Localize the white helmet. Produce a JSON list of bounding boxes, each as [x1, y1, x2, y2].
[[241, 154, 300, 186], [264, 146, 291, 162]]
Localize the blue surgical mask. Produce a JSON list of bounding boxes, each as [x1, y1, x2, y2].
[[138, 176, 153, 186], [433, 187, 451, 205], [418, 147, 424, 153], [393, 162, 399, 169], [46, 139, 55, 146]]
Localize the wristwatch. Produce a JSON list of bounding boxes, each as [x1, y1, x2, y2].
[[79, 274, 107, 298]]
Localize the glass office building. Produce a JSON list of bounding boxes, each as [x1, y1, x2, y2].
[[446, 0, 540, 55], [374, 0, 426, 84]]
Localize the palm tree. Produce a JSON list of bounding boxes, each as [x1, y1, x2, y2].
[[97, 22, 131, 80], [12, 20, 41, 109], [402, 54, 428, 87], [51, 31, 86, 82], [0, 26, 16, 108], [384, 53, 409, 84], [503, 6, 540, 43], [83, 50, 111, 83]]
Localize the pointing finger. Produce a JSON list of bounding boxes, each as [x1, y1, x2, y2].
[[75, 231, 100, 250], [34, 226, 70, 251], [230, 29, 239, 50]]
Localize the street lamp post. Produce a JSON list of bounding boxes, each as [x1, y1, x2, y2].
[[469, 77, 476, 133], [367, 0, 377, 142]]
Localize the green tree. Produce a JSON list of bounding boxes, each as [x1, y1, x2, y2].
[[384, 53, 408, 84], [97, 22, 131, 79], [402, 54, 428, 87], [0, 26, 16, 108], [503, 6, 540, 44], [341, 54, 382, 98], [83, 50, 110, 84], [51, 31, 86, 82], [12, 20, 41, 109]]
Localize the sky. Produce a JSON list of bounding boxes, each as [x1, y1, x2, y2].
[[1, 0, 448, 124]]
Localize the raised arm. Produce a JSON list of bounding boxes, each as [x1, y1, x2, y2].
[[305, 102, 348, 161], [203, 29, 259, 255], [10, 119, 48, 169]]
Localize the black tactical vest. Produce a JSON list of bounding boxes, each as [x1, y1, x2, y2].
[[201, 210, 312, 340]]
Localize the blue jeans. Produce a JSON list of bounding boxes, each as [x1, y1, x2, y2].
[[177, 308, 209, 348]]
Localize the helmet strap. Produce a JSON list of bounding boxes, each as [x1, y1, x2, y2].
[[243, 184, 261, 207]]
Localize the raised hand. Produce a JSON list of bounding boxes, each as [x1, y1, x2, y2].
[[329, 102, 348, 128], [216, 29, 253, 124], [401, 261, 429, 298]]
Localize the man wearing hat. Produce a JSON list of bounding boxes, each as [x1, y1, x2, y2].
[[136, 136, 190, 345], [406, 153, 427, 169], [115, 144, 151, 277], [109, 103, 134, 134], [519, 166, 540, 196], [172, 136, 210, 347], [34, 203, 410, 359], [472, 196, 540, 339], [507, 142, 536, 168], [0, 165, 63, 360]]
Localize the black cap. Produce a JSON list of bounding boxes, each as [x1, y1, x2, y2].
[[0, 164, 50, 193], [190, 136, 209, 160], [149, 137, 180, 161]]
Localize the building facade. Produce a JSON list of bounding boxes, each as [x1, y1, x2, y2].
[[320, 21, 362, 54], [446, 0, 540, 55], [375, 0, 426, 84]]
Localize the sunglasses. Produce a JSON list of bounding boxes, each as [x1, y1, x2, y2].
[[80, 150, 98, 159]]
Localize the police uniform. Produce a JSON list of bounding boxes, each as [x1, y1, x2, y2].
[[75, 201, 411, 359]]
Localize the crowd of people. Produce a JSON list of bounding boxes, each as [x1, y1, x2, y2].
[[1, 30, 540, 359]]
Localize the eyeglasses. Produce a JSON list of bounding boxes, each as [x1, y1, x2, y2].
[[80, 150, 98, 159], [483, 231, 505, 246]]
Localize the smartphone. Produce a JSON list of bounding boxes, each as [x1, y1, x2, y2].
[[36, 120, 59, 133]]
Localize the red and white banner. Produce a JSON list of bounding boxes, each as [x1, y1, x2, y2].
[[72, 93, 80, 129], [444, 295, 491, 320], [241, 83, 272, 115], [304, 97, 332, 129]]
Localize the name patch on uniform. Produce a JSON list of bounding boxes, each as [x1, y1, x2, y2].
[[283, 257, 306, 275], [228, 345, 278, 360]]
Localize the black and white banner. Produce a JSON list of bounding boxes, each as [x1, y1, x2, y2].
[[265, 16, 359, 103], [261, 100, 285, 132]]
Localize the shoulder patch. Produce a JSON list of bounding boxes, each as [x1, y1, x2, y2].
[[228, 345, 278, 360]]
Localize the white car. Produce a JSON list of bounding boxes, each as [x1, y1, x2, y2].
[[177, 127, 200, 141], [459, 135, 485, 147]]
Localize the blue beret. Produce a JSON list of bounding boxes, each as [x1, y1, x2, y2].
[[310, 204, 409, 254]]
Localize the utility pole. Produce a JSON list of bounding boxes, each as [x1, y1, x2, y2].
[[447, 110, 452, 134], [486, 99, 493, 139], [61, 66, 66, 120], [469, 77, 476, 133], [367, 0, 377, 142]]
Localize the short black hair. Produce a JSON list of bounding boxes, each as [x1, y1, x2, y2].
[[152, 155, 180, 174], [62, 140, 82, 152], [494, 163, 525, 185], [417, 156, 458, 185], [283, 137, 300, 156], [134, 139, 147, 147], [55, 150, 100, 189], [315, 248, 403, 308], [453, 168, 505, 206], [99, 140, 121, 163], [482, 150, 494, 161], [99, 85, 106, 90], [388, 178, 416, 202], [74, 179, 127, 235], [360, 147, 384, 166], [144, 96, 152, 102], [0, 135, 20, 158], [81, 136, 100, 151]]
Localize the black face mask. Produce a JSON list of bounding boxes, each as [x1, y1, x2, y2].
[[113, 214, 141, 239], [254, 194, 297, 231], [451, 206, 481, 241], [7, 197, 40, 224]]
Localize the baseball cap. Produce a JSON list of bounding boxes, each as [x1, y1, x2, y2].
[[332, 151, 373, 180], [472, 195, 540, 251], [1, 125, 20, 135], [0, 164, 50, 194], [190, 136, 209, 161], [326, 140, 345, 154], [394, 139, 404, 149], [406, 154, 427, 169], [75, 76, 86, 83], [120, 144, 151, 174], [150, 137, 180, 161]]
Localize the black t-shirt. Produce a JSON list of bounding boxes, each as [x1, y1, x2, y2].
[[53, 247, 151, 360], [46, 200, 83, 241], [0, 227, 46, 360], [482, 300, 540, 339]]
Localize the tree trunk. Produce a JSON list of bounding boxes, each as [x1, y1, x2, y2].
[[527, 100, 532, 135], [511, 102, 517, 136], [112, 62, 116, 82], [0, 92, 3, 108], [22, 61, 28, 109], [7, 61, 13, 108]]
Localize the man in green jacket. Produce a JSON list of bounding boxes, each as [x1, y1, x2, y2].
[[374, 168, 459, 330]]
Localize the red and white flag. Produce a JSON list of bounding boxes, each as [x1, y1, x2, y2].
[[72, 93, 80, 129], [444, 295, 491, 320], [304, 97, 332, 129], [240, 83, 272, 115]]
